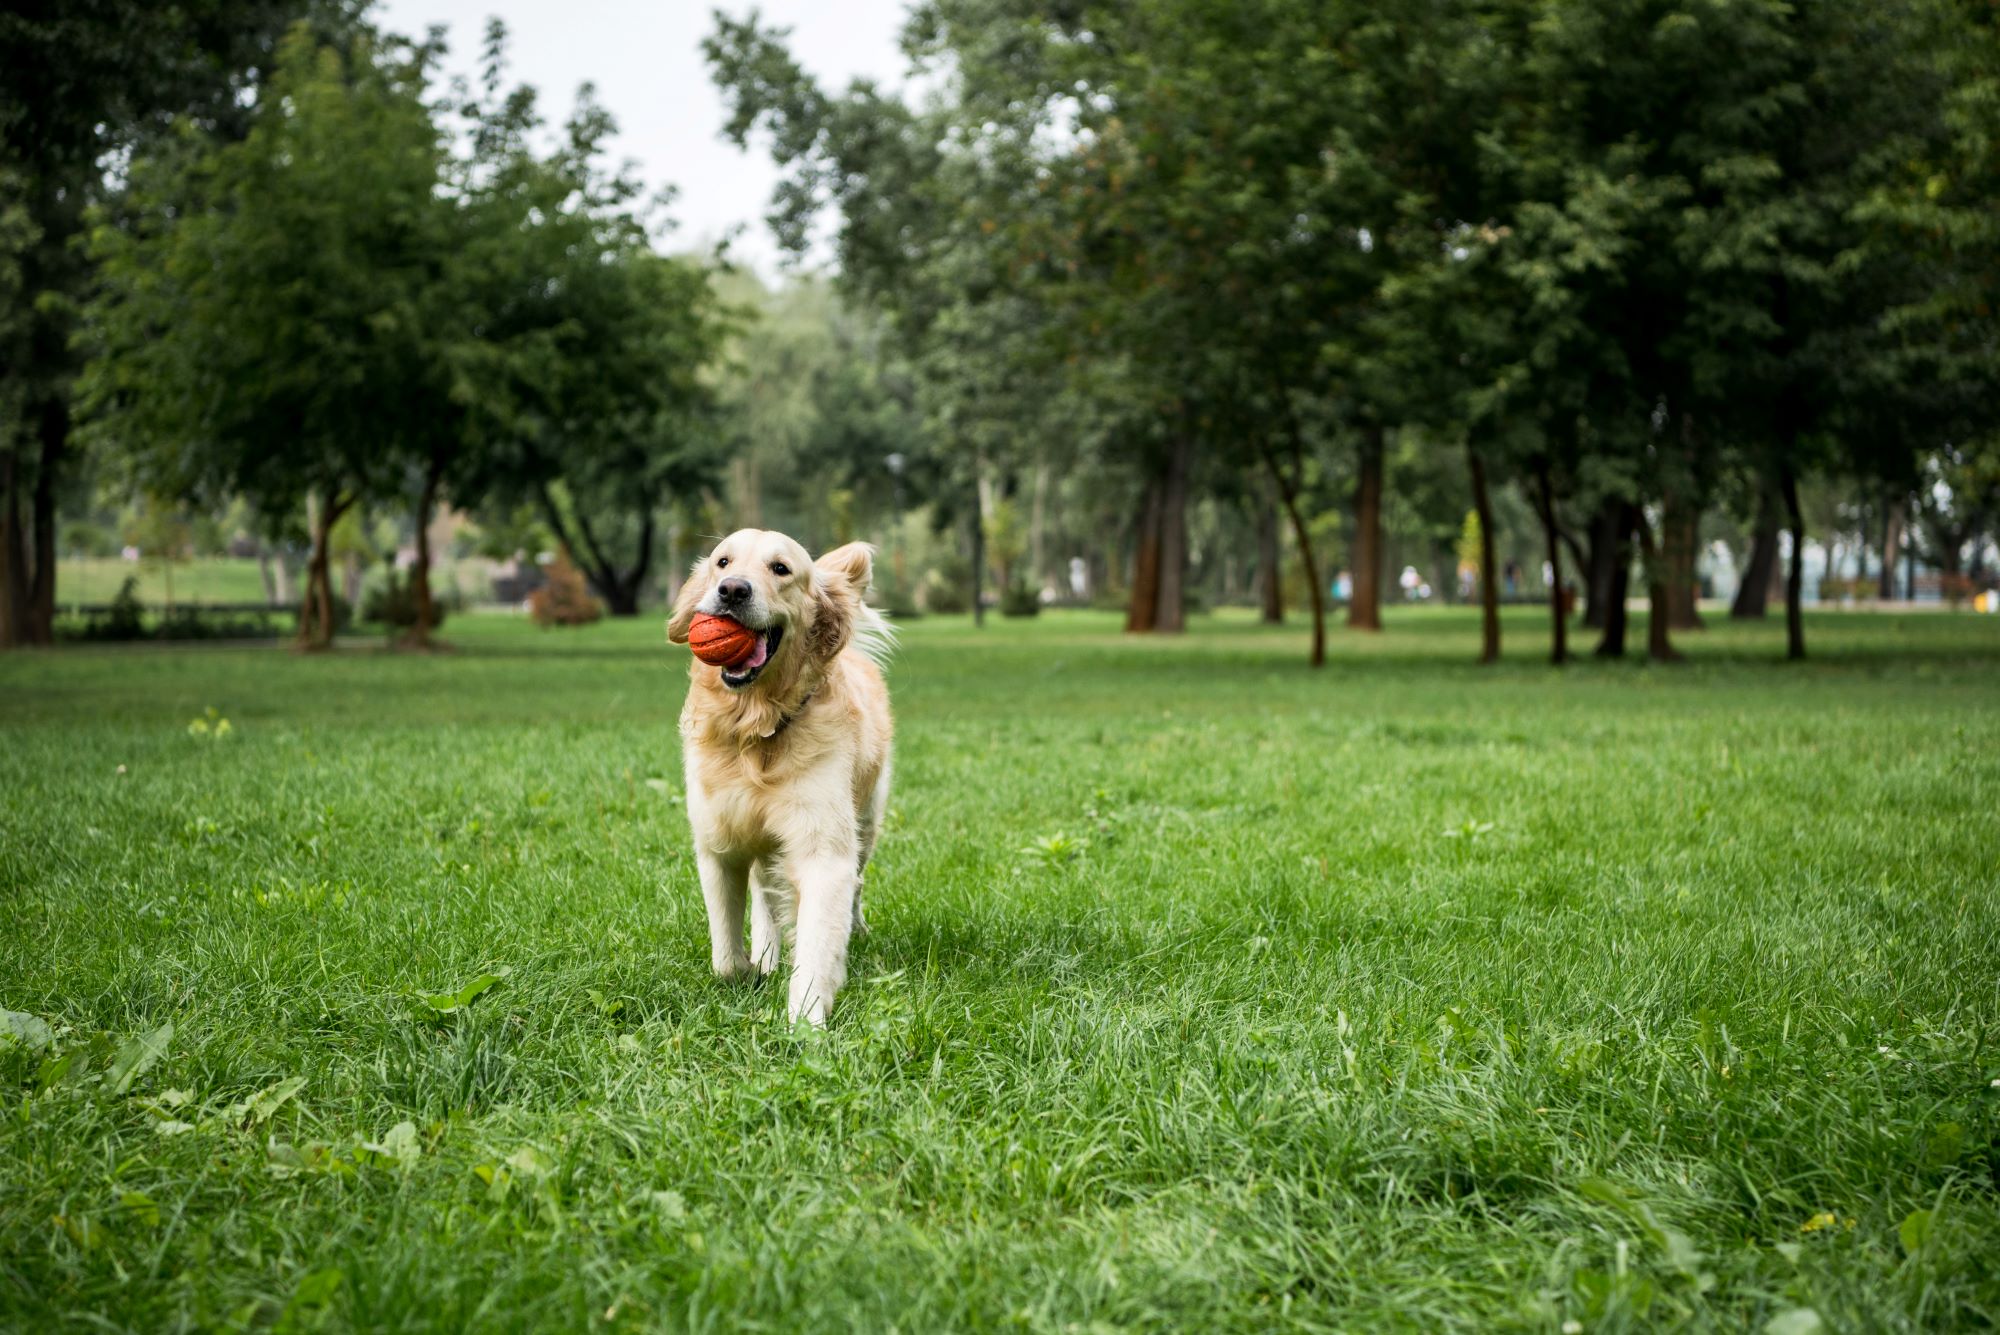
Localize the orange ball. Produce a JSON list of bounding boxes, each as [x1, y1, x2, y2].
[[688, 613, 758, 667]]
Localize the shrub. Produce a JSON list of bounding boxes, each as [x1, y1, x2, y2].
[[66, 578, 283, 642], [154, 607, 280, 640], [94, 576, 148, 641], [874, 571, 923, 620], [362, 568, 448, 632], [923, 555, 972, 614], [1000, 579, 1041, 617], [62, 519, 120, 558], [299, 591, 354, 634], [529, 554, 603, 627]]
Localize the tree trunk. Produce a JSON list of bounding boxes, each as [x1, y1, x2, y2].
[[1126, 478, 1163, 633], [299, 492, 353, 652], [1469, 444, 1500, 664], [0, 446, 26, 648], [1635, 511, 1683, 663], [26, 395, 64, 645], [600, 580, 640, 617], [407, 460, 441, 647], [1732, 490, 1780, 618], [1594, 502, 1634, 659], [1779, 464, 1806, 661], [1533, 461, 1567, 665], [1878, 496, 1905, 601], [1028, 462, 1049, 596], [1256, 478, 1284, 624], [1662, 495, 1703, 630], [1261, 447, 1325, 668], [258, 547, 278, 605], [1582, 500, 1624, 630], [1153, 432, 1191, 633], [626, 508, 656, 614], [970, 480, 986, 629], [1348, 424, 1385, 630]]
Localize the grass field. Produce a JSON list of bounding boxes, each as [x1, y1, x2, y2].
[[53, 557, 492, 608], [3, 608, 1998, 1332]]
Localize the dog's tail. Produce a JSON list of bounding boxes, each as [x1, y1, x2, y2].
[[852, 600, 898, 669]]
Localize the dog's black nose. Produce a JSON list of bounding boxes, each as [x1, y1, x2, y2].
[[717, 576, 751, 605]]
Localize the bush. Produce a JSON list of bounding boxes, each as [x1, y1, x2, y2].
[[923, 556, 972, 614], [300, 591, 354, 634], [362, 568, 448, 632], [1000, 579, 1041, 617], [65, 577, 283, 642], [1819, 577, 1870, 603], [529, 554, 604, 627], [874, 571, 923, 620], [61, 519, 120, 558], [80, 576, 148, 641], [154, 607, 281, 640]]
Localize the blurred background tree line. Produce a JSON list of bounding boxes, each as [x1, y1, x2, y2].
[[2, 0, 1995, 659]]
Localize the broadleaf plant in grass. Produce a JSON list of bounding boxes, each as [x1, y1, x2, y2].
[[413, 967, 512, 1017]]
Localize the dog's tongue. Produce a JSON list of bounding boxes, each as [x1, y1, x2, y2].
[[731, 631, 769, 671]]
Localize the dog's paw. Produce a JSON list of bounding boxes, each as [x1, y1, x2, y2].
[[711, 953, 758, 984], [787, 981, 833, 1027]]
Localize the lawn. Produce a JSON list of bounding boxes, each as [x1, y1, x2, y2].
[[52, 557, 493, 609], [3, 608, 1997, 1332], [54, 557, 280, 607]]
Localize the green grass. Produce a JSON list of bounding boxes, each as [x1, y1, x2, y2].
[[3, 607, 1997, 1332], [55, 557, 279, 606], [54, 556, 491, 608]]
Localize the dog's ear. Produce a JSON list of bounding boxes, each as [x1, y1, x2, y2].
[[665, 558, 707, 644], [808, 543, 873, 662], [814, 542, 875, 594]]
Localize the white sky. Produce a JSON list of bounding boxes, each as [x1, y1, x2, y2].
[[374, 0, 911, 275]]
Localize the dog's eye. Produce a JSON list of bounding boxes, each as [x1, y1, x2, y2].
[[770, 562, 790, 577], [715, 556, 729, 568]]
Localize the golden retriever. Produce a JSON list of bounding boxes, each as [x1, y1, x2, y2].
[[666, 530, 894, 1025]]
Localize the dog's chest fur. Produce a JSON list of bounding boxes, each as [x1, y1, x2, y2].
[[687, 745, 800, 857]]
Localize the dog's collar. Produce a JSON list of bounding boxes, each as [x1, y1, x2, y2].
[[761, 687, 817, 741]]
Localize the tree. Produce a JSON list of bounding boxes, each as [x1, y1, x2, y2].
[[0, 0, 311, 647], [82, 23, 457, 649], [441, 28, 729, 618]]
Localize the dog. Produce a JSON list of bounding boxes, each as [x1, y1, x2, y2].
[[666, 530, 894, 1025]]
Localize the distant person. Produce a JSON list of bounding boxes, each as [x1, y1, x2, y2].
[[1503, 561, 1520, 598]]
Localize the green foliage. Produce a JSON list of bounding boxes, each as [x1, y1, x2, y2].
[[84, 576, 146, 642], [82, 24, 455, 523], [361, 568, 448, 634], [998, 579, 1040, 618], [448, 30, 730, 614]]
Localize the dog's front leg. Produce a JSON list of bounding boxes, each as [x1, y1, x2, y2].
[[749, 863, 785, 977], [785, 848, 858, 1025], [695, 848, 752, 981]]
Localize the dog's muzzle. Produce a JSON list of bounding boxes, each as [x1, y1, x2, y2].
[[720, 624, 784, 689]]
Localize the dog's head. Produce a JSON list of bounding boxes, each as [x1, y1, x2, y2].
[[667, 529, 875, 693]]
